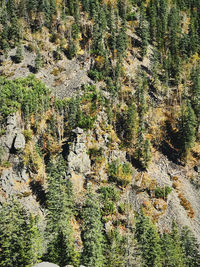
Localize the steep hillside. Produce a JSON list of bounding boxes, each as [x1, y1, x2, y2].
[[0, 0, 200, 266]]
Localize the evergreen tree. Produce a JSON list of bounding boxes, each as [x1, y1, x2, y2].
[[124, 102, 138, 145], [135, 211, 162, 267], [190, 67, 200, 123], [179, 101, 197, 157], [138, 4, 149, 59], [106, 230, 126, 267], [35, 49, 42, 73], [142, 139, 152, 169], [180, 226, 200, 267], [45, 156, 79, 266], [116, 21, 128, 59], [147, 0, 157, 41], [0, 200, 43, 267], [161, 223, 186, 267], [81, 184, 105, 267], [9, 15, 22, 45], [156, 0, 168, 51], [66, 40, 77, 59], [15, 42, 23, 63]]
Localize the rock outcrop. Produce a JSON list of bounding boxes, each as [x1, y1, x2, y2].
[[14, 133, 26, 151], [67, 127, 91, 175]]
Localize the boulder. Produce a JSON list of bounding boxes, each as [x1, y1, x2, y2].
[[14, 133, 26, 151], [32, 262, 59, 267]]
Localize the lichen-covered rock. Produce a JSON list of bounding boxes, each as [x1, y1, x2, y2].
[[14, 133, 26, 151], [0, 112, 22, 161], [67, 127, 91, 175], [32, 262, 59, 267], [1, 168, 14, 196]]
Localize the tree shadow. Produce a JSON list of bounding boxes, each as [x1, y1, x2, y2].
[[27, 64, 36, 73], [126, 153, 145, 172], [159, 140, 181, 165], [10, 55, 19, 64], [30, 180, 46, 207]]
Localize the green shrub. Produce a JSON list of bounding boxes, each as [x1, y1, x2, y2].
[[23, 130, 33, 142], [99, 186, 120, 202], [88, 69, 104, 82], [118, 203, 126, 214], [0, 129, 5, 136], [99, 186, 120, 216], [108, 160, 133, 187], [155, 186, 172, 200], [88, 147, 104, 161], [101, 200, 116, 216]]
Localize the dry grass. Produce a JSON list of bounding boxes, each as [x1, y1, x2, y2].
[[178, 193, 195, 218]]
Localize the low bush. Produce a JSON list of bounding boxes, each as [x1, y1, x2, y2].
[[108, 160, 133, 187], [155, 186, 172, 200], [99, 186, 120, 216], [178, 193, 194, 218], [23, 130, 33, 142]]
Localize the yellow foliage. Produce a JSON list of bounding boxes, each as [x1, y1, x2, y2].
[[140, 173, 157, 191]]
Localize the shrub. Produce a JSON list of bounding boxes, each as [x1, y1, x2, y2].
[[88, 147, 104, 162], [99, 186, 120, 202], [118, 203, 126, 214], [99, 186, 120, 216], [23, 129, 33, 142], [178, 193, 194, 218], [101, 200, 116, 216], [88, 69, 104, 82], [155, 186, 172, 200], [108, 160, 133, 187]]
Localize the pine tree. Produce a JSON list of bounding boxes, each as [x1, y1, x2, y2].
[[35, 49, 42, 73], [135, 211, 162, 267], [156, 0, 168, 51], [180, 226, 200, 267], [125, 102, 138, 145], [81, 184, 105, 267], [26, 214, 44, 266], [116, 21, 128, 59], [45, 156, 79, 266], [138, 4, 149, 59], [15, 42, 23, 63], [161, 222, 186, 267], [0, 200, 43, 267], [9, 15, 22, 45], [190, 67, 200, 123], [179, 101, 197, 157], [142, 139, 152, 169], [106, 230, 126, 267], [147, 0, 157, 41]]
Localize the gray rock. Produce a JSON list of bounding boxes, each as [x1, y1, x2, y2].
[[32, 262, 59, 267], [68, 151, 90, 174], [1, 168, 14, 196], [14, 133, 26, 151], [67, 128, 91, 175], [72, 127, 84, 135], [0, 112, 22, 153], [20, 168, 29, 182]]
